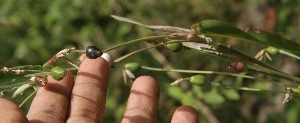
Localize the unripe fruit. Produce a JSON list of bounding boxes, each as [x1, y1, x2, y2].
[[125, 62, 141, 72], [50, 66, 67, 80], [190, 75, 205, 86], [266, 46, 279, 55], [35, 76, 48, 87], [230, 62, 247, 73], [166, 42, 182, 52], [86, 46, 103, 59]]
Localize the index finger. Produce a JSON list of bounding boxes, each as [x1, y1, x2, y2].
[[66, 57, 109, 123]]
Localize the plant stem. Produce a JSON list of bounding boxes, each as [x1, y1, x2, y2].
[[141, 65, 291, 92], [211, 82, 290, 93], [114, 43, 164, 63], [113, 40, 187, 63], [24, 72, 51, 77], [215, 43, 281, 73], [141, 65, 285, 86], [210, 42, 300, 83], [141, 65, 249, 77], [103, 35, 169, 52], [280, 50, 300, 61], [0, 82, 29, 90], [19, 89, 38, 108], [192, 36, 300, 83]]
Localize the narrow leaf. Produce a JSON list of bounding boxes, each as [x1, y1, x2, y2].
[[111, 15, 190, 35], [0, 65, 43, 95], [194, 20, 300, 56], [194, 20, 261, 43], [246, 28, 300, 55]]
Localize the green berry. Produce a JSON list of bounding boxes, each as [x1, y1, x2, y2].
[[190, 75, 205, 86], [166, 42, 182, 52], [125, 62, 141, 72], [266, 46, 279, 55], [50, 66, 67, 80]]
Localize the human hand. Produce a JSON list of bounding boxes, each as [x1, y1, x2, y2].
[[0, 58, 198, 123]]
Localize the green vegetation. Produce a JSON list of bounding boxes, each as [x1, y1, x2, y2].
[[1, 0, 300, 123]]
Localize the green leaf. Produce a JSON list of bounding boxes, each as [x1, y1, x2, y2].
[[247, 29, 300, 55], [194, 20, 300, 56], [202, 88, 225, 105], [222, 89, 240, 101], [192, 85, 204, 98], [167, 86, 184, 100], [0, 65, 45, 112], [0, 65, 43, 97], [180, 91, 198, 109], [194, 20, 261, 43], [0, 74, 29, 92], [286, 103, 299, 123], [254, 81, 269, 90]]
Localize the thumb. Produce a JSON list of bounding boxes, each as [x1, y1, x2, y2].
[[0, 98, 29, 123]]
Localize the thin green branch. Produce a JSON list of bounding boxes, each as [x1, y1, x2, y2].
[[24, 72, 51, 77], [189, 35, 300, 83], [19, 89, 38, 108], [0, 82, 29, 90], [111, 15, 300, 85], [209, 42, 300, 83], [2, 65, 42, 70], [280, 50, 300, 61], [141, 65, 285, 86], [141, 64, 292, 93], [114, 43, 164, 63], [141, 65, 250, 77], [211, 82, 289, 93], [113, 40, 188, 63], [103, 35, 169, 52], [215, 43, 281, 73]]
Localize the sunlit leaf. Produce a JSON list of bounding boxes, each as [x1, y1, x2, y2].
[[203, 88, 225, 105], [246, 28, 300, 55], [194, 20, 261, 43], [192, 85, 204, 98], [180, 91, 198, 109], [194, 20, 300, 56], [167, 86, 184, 100], [222, 89, 240, 101]]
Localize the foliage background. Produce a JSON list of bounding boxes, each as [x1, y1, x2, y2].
[[1, 0, 300, 122]]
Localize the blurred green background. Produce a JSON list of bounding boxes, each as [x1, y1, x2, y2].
[[1, 0, 300, 122]]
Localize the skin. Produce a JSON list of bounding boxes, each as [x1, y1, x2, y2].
[[0, 57, 199, 123]]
